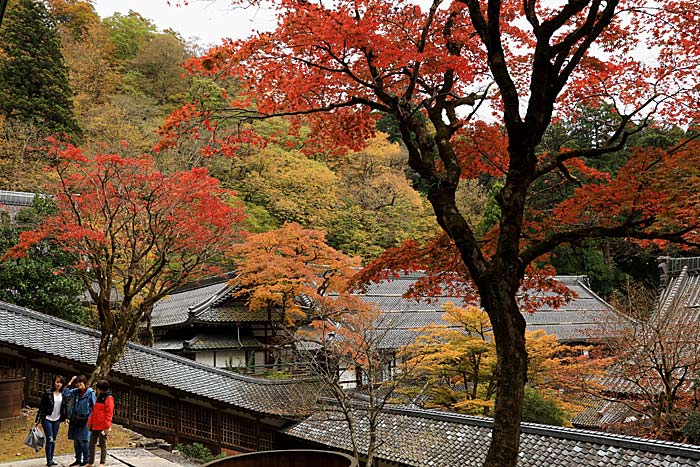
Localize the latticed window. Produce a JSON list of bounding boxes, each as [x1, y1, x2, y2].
[[111, 387, 129, 421], [258, 426, 276, 450], [179, 404, 214, 441], [221, 415, 272, 450], [133, 392, 176, 430], [29, 367, 55, 398], [0, 355, 24, 377]]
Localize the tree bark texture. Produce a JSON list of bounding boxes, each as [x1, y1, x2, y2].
[[480, 285, 528, 467]]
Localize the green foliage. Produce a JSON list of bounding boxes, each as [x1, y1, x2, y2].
[[175, 443, 223, 462], [521, 387, 567, 426], [241, 202, 279, 233], [0, 0, 80, 135], [375, 113, 402, 143], [551, 240, 625, 296], [130, 32, 191, 105], [103, 11, 157, 63], [0, 197, 87, 324], [264, 370, 293, 379], [682, 412, 700, 444], [477, 181, 503, 237]]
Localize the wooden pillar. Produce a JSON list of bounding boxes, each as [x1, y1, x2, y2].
[[213, 411, 223, 451], [23, 357, 31, 404], [173, 396, 181, 445], [128, 386, 135, 426]]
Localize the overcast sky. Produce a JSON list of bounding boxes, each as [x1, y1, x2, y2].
[[93, 0, 277, 48]]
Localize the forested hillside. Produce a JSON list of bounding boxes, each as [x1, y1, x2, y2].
[[0, 0, 696, 308], [0, 0, 441, 263]]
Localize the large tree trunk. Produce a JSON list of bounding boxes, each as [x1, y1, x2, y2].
[[480, 281, 528, 467], [89, 330, 130, 384]]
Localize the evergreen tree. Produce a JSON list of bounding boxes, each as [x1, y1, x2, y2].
[[0, 0, 80, 135], [0, 197, 87, 324]]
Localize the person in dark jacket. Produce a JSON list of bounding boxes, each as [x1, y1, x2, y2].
[[35, 375, 69, 467], [86, 380, 114, 467], [64, 375, 95, 466]]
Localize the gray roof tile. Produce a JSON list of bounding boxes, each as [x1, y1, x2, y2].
[[151, 273, 618, 348], [195, 305, 282, 323], [570, 394, 634, 429], [285, 406, 700, 466], [0, 300, 320, 417], [151, 281, 228, 327], [185, 333, 261, 350], [364, 274, 618, 348]]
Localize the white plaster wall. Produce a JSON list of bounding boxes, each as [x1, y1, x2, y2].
[[254, 351, 265, 367], [338, 366, 357, 389], [196, 351, 215, 366], [215, 350, 246, 368]]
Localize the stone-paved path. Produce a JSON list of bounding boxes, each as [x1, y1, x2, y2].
[[0, 448, 196, 467]]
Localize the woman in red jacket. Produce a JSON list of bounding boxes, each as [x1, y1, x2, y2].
[[85, 380, 114, 467]]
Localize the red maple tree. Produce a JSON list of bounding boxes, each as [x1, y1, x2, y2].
[[164, 1, 700, 465], [5, 143, 246, 381]]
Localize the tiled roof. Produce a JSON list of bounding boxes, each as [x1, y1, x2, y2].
[[195, 305, 282, 323], [185, 333, 261, 350], [0, 190, 35, 206], [152, 273, 618, 347], [153, 333, 262, 351], [284, 405, 700, 466], [152, 338, 184, 351], [151, 277, 284, 328], [571, 394, 635, 429], [0, 300, 320, 418], [0, 190, 36, 219], [658, 263, 700, 324], [151, 281, 229, 327], [364, 274, 618, 348]]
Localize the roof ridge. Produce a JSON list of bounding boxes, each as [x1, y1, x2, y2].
[[570, 276, 618, 314], [659, 266, 688, 317], [384, 406, 700, 459], [0, 300, 316, 387], [188, 281, 237, 317], [170, 273, 233, 294]]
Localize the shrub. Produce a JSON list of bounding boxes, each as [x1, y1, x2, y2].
[[176, 442, 217, 462], [521, 387, 567, 426]]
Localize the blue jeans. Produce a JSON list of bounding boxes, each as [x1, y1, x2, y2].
[[41, 419, 61, 465], [74, 438, 89, 464]]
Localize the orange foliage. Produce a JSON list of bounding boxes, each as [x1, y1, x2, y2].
[[228, 222, 368, 325]]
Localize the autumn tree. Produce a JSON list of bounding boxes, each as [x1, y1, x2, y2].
[[403, 305, 497, 414], [4, 144, 246, 382], [57, 12, 119, 121], [603, 283, 700, 440], [327, 134, 438, 259], [297, 305, 421, 467], [167, 1, 700, 465], [130, 32, 191, 106], [404, 304, 597, 423], [0, 0, 79, 136], [0, 116, 53, 192], [228, 222, 362, 342], [232, 222, 415, 466], [103, 10, 156, 64]]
